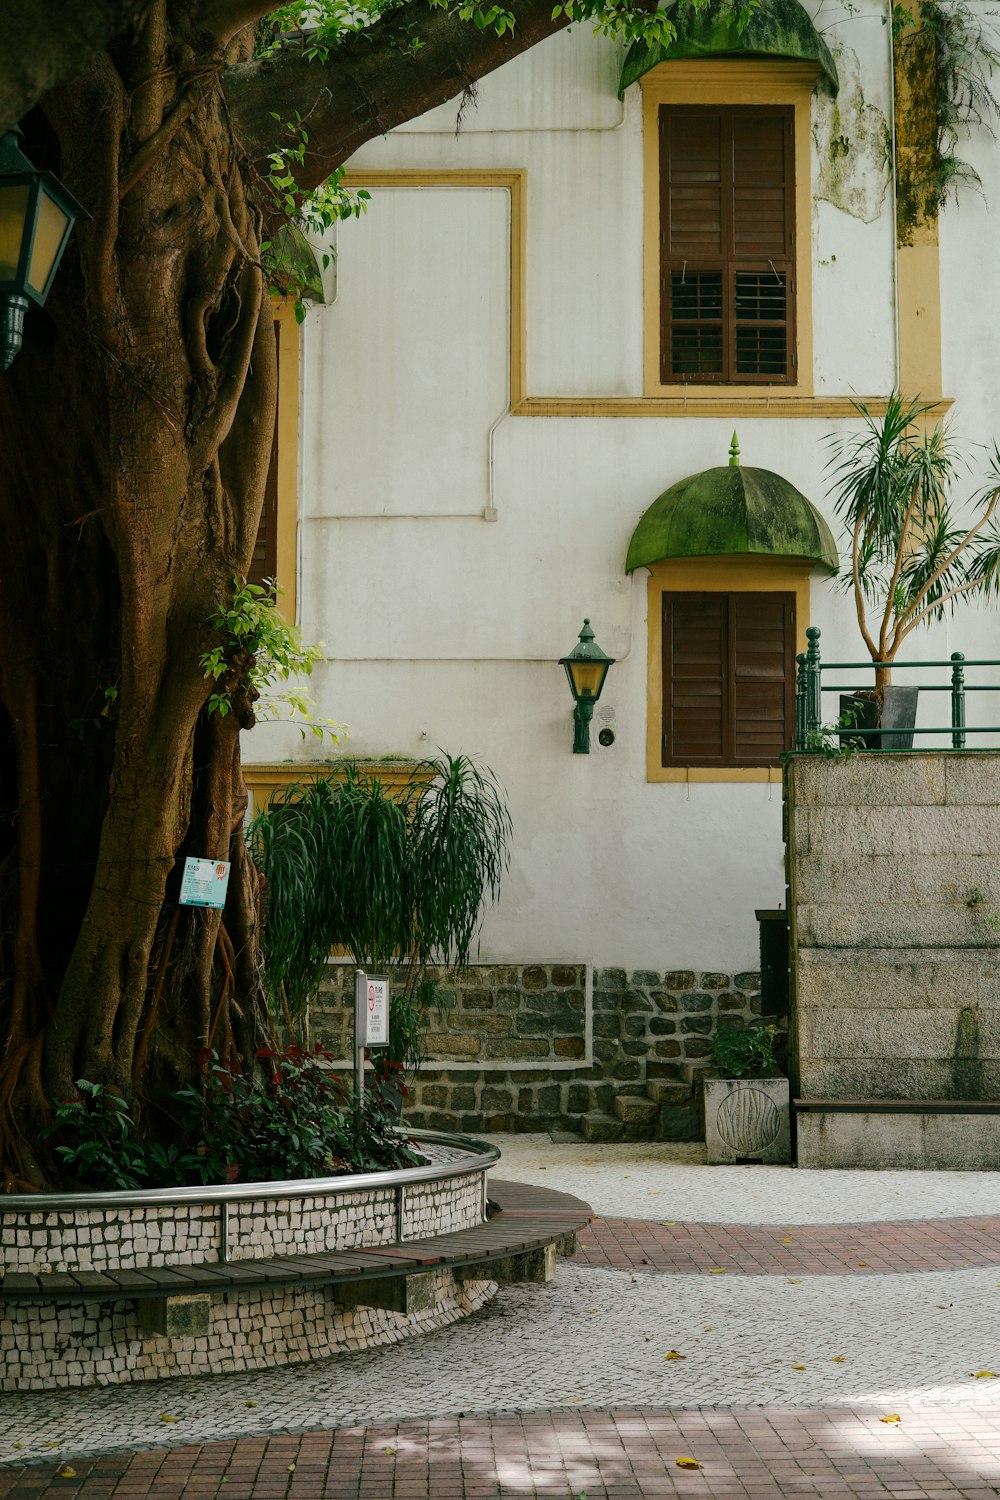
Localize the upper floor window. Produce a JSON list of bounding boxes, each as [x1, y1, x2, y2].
[[659, 105, 796, 385]]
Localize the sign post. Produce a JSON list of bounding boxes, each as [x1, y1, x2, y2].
[[354, 969, 366, 1120], [353, 970, 390, 1124]]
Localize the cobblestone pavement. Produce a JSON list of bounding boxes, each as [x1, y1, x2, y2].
[[3, 1136, 1000, 1497]]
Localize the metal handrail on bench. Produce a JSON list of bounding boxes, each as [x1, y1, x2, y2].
[[0, 1130, 500, 1264], [0, 1129, 499, 1212]]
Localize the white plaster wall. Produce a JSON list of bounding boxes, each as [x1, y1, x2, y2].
[[246, 4, 1000, 974], [309, 189, 509, 517]]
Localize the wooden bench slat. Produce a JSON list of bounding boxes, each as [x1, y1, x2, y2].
[[1, 1272, 41, 1294]]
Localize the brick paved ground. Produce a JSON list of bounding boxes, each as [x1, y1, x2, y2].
[[3, 1408, 1000, 1498], [7, 1136, 1000, 1500], [571, 1215, 1000, 1276]]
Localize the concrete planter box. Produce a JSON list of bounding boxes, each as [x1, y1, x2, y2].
[[703, 1075, 791, 1164]]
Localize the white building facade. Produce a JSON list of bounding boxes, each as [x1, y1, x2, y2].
[[245, 0, 1000, 1134]]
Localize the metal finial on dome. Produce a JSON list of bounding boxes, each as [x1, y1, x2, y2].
[[729, 432, 740, 467]]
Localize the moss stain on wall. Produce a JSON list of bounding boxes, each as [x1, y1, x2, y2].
[[894, 0, 941, 244], [813, 43, 890, 224]]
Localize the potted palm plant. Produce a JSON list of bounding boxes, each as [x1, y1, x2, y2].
[[703, 1022, 791, 1165], [827, 396, 1000, 746]]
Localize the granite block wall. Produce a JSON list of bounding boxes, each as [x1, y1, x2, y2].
[[786, 751, 1000, 1103]]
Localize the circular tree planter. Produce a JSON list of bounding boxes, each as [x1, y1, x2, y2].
[[0, 1132, 501, 1390]]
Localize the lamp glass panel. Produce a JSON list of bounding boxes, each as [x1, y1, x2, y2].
[[0, 185, 29, 281], [568, 659, 606, 698], [27, 189, 70, 298]]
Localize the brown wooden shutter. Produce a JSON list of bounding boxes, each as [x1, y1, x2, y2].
[[732, 593, 794, 764], [249, 319, 280, 586], [663, 593, 728, 765], [660, 106, 794, 384], [663, 592, 795, 767]]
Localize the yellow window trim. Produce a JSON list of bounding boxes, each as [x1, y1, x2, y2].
[[645, 555, 813, 783], [243, 760, 421, 816], [340, 156, 949, 420], [271, 297, 300, 623], [341, 170, 527, 411], [640, 60, 816, 401]]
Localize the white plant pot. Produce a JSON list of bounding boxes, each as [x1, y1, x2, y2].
[[703, 1076, 791, 1165]]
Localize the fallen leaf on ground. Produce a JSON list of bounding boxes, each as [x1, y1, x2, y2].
[[832, 1356, 847, 1363], [703, 1326, 713, 1332], [675, 1457, 702, 1470], [880, 1415, 901, 1424], [792, 1364, 807, 1371], [287, 1463, 296, 1472], [245, 1401, 257, 1408], [383, 1447, 396, 1455], [41, 1443, 61, 1449], [858, 1262, 868, 1268], [160, 1414, 178, 1423], [664, 1350, 686, 1360], [709, 1267, 726, 1275], [58, 1468, 76, 1479], [787, 1278, 802, 1285], [783, 1237, 793, 1244], [660, 1222, 676, 1227], [973, 1370, 998, 1378]]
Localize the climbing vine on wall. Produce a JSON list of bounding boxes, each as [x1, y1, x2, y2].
[[894, 0, 1000, 238]]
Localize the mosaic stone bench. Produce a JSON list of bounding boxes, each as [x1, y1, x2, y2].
[[0, 1134, 591, 1389]]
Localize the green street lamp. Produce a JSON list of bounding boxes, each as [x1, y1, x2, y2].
[[0, 127, 87, 371], [559, 618, 615, 754]]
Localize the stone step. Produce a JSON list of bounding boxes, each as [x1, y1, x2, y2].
[[646, 1080, 694, 1107], [658, 1103, 702, 1141], [614, 1095, 658, 1125], [581, 1112, 625, 1143]]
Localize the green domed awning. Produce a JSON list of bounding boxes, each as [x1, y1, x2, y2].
[[619, 0, 840, 97], [625, 437, 839, 574]]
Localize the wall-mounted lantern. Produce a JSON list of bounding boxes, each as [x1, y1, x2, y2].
[[559, 618, 615, 754], [0, 127, 87, 371]]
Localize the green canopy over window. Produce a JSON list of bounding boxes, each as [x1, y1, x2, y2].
[[619, 0, 840, 97], [625, 440, 839, 573]]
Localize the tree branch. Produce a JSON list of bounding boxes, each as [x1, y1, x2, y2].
[[891, 484, 1000, 646], [200, 0, 278, 48], [0, 0, 157, 136], [224, 0, 572, 188]]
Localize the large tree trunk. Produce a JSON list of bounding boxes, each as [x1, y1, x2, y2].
[[0, 10, 273, 1187], [0, 0, 574, 1189]]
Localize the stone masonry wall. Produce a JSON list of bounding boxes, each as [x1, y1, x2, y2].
[[310, 962, 764, 1136], [786, 751, 1000, 1101]]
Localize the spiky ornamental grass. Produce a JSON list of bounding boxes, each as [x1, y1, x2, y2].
[[249, 755, 512, 1031]]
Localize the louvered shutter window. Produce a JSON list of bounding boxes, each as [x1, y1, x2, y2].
[[249, 319, 280, 586], [660, 106, 795, 384], [663, 592, 795, 766]]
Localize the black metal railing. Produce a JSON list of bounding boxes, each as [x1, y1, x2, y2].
[[794, 627, 1000, 750]]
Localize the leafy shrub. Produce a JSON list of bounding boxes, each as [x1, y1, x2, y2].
[[41, 1081, 151, 1191], [710, 1023, 779, 1079], [44, 1047, 424, 1191], [180, 1045, 424, 1182]]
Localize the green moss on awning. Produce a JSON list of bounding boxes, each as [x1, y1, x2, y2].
[[619, 0, 839, 97], [625, 459, 839, 573]]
